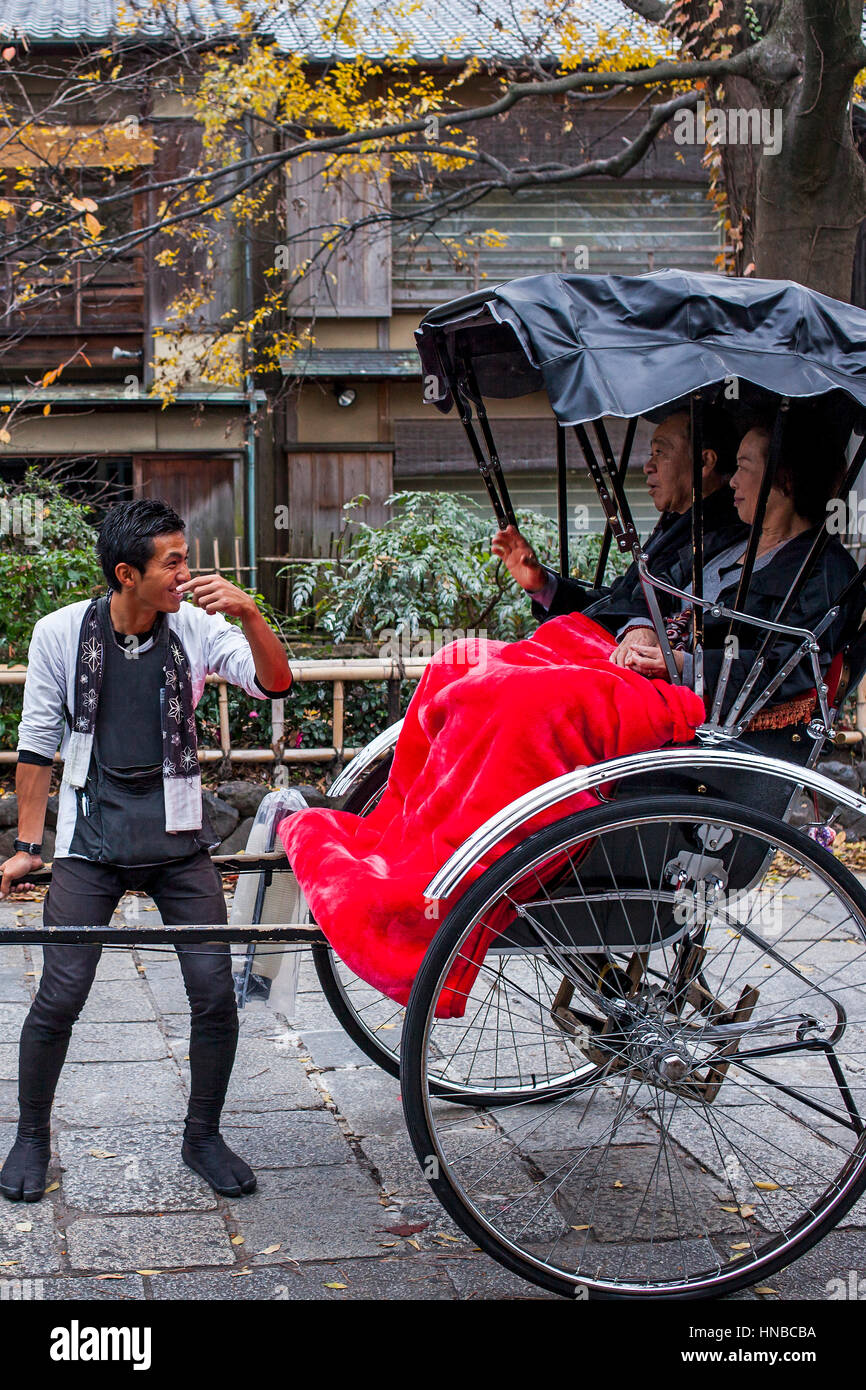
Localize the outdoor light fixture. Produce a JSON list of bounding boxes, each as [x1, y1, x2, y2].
[[335, 383, 357, 408]]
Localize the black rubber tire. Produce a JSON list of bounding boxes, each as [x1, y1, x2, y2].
[[400, 795, 866, 1299]]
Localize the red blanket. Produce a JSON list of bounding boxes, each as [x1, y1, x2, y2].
[[279, 613, 705, 1017]]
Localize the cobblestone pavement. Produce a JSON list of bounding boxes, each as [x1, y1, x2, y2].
[[1, 889, 865, 1303]]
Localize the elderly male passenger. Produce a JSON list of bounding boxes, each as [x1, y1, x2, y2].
[[492, 406, 745, 653]]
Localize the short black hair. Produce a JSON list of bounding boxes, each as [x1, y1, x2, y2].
[[97, 499, 186, 591], [664, 405, 740, 480]]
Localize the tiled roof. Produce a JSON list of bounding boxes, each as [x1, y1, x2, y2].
[[0, 0, 666, 57], [279, 349, 421, 377]]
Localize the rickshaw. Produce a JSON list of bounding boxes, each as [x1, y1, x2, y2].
[[7, 268, 866, 1301], [311, 269, 866, 1299]]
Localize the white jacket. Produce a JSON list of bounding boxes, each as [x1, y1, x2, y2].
[[17, 598, 268, 858]]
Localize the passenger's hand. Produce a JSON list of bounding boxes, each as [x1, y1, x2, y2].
[[610, 628, 654, 667], [0, 850, 43, 901], [491, 526, 547, 593], [623, 642, 685, 680]]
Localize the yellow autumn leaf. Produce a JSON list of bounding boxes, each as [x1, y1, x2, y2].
[[570, 1224, 591, 1231], [259, 1243, 281, 1255], [730, 1242, 751, 1250], [110, 64, 122, 80], [0, 428, 12, 444], [230, 1268, 252, 1277], [44, 1181, 59, 1193], [136, 1269, 161, 1276], [0, 199, 14, 216], [754, 1181, 780, 1191], [718, 1205, 738, 1213], [95, 1273, 126, 1280], [84, 213, 103, 238], [406, 1239, 420, 1250], [69, 197, 86, 212], [43, 404, 51, 416], [755, 1287, 779, 1296], [324, 1281, 347, 1289], [88, 1149, 117, 1159], [231, 1235, 245, 1245]]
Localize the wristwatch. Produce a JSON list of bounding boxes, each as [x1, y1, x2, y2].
[[13, 839, 42, 856]]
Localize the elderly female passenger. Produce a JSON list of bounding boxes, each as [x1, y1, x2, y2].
[[615, 416, 860, 722]]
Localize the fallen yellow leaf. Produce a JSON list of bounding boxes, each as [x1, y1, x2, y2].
[[324, 1281, 347, 1289], [739, 1204, 755, 1218], [754, 1181, 780, 1191], [434, 1232, 460, 1242], [755, 1287, 779, 1296], [44, 1181, 60, 1193], [718, 1205, 739, 1213], [231, 1235, 245, 1246], [88, 1149, 117, 1159], [95, 1274, 126, 1280], [136, 1270, 161, 1276], [230, 1268, 252, 1278], [571, 1224, 591, 1231], [613, 1180, 624, 1189], [406, 1239, 421, 1250], [259, 1244, 281, 1255], [730, 1242, 751, 1251]]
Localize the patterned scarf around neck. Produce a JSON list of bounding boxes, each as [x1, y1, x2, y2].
[[62, 595, 202, 832]]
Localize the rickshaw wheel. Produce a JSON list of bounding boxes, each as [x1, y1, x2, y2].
[[401, 796, 866, 1299]]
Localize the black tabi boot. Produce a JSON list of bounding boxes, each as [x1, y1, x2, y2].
[[0, 1126, 51, 1203], [181, 1118, 257, 1197]]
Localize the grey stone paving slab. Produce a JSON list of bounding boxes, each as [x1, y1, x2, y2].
[[236, 1003, 291, 1039], [439, 1253, 558, 1300], [65, 1213, 236, 1271], [0, 1200, 62, 1275], [489, 1091, 659, 1150], [0, 971, 31, 1003], [0, 1082, 18, 1119], [0, 1002, 28, 1031], [146, 1256, 456, 1300], [77, 982, 157, 1024], [738, 1226, 866, 1300], [0, 1044, 17, 1082], [58, 1125, 217, 1214], [227, 1163, 388, 1262], [66, 1023, 169, 1064], [296, 1029, 373, 1069], [39, 1274, 148, 1300], [221, 1112, 351, 1170], [53, 1062, 188, 1126], [358, 1134, 434, 1200], [219, 1038, 324, 1114], [92, 950, 144, 983], [318, 1067, 405, 1139]]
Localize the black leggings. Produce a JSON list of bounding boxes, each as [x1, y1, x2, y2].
[[18, 852, 238, 1132]]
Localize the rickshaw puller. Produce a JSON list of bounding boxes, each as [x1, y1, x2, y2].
[[0, 500, 293, 1203]]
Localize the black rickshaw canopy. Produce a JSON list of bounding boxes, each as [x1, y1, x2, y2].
[[415, 269, 866, 423], [415, 270, 866, 741]]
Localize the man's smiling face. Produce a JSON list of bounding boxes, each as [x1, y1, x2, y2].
[[121, 531, 192, 612]]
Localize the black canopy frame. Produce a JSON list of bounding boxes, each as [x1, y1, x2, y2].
[[416, 271, 866, 747]]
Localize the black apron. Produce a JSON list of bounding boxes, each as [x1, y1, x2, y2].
[[67, 597, 216, 865]]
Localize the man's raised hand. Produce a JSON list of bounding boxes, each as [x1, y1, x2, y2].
[[491, 526, 548, 594], [177, 574, 256, 619]]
